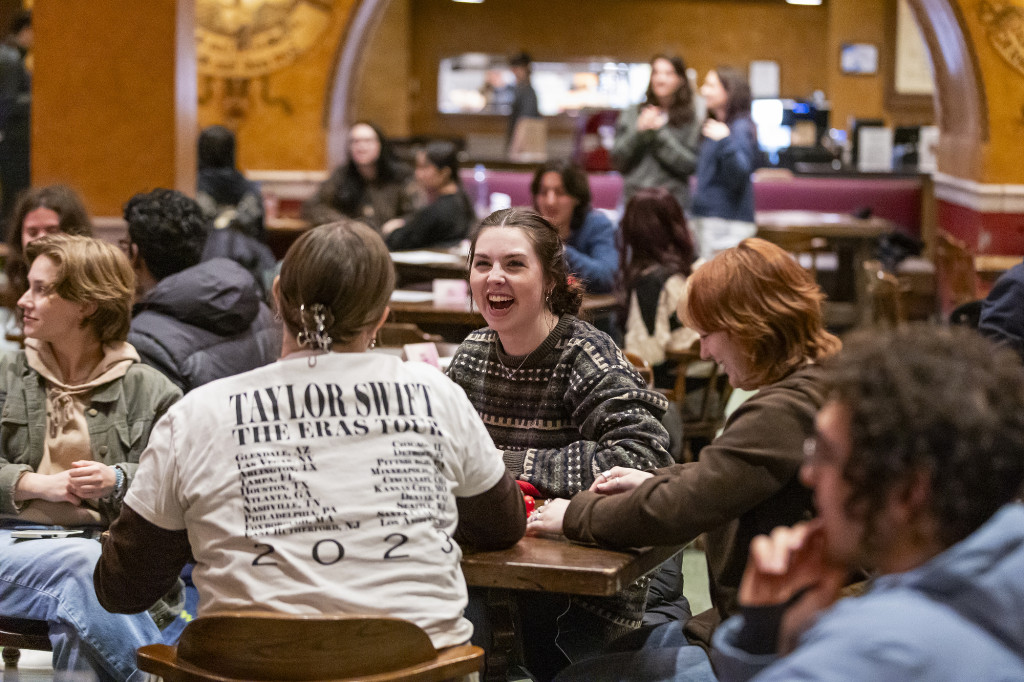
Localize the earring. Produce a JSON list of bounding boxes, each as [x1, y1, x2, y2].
[[369, 337, 377, 350]]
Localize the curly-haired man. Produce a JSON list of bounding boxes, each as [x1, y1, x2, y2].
[[713, 324, 1024, 681]]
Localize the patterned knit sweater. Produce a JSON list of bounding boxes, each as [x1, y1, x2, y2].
[[446, 315, 673, 498]]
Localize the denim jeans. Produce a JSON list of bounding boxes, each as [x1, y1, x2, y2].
[[0, 528, 162, 681]]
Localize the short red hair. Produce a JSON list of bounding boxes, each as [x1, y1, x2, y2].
[[683, 238, 841, 386]]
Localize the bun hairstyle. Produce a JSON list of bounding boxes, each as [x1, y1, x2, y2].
[[471, 209, 583, 317], [277, 219, 395, 347]]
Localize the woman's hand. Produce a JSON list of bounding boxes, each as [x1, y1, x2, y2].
[[67, 460, 117, 500], [14, 470, 82, 504], [637, 106, 668, 131], [738, 520, 847, 654], [702, 119, 730, 141], [381, 218, 405, 236], [525, 498, 569, 536], [590, 467, 653, 494]]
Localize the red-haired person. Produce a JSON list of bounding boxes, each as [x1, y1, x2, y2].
[[530, 238, 841, 680]]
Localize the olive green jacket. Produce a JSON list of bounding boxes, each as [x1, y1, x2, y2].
[[0, 350, 181, 525]]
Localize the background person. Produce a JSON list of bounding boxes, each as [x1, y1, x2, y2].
[[691, 66, 758, 260], [612, 54, 702, 211], [95, 219, 525, 651], [0, 234, 181, 681], [0, 10, 32, 221], [382, 140, 475, 251], [531, 160, 618, 294], [302, 121, 419, 231], [530, 238, 841, 681], [446, 208, 673, 678], [506, 51, 540, 151], [124, 188, 279, 393], [196, 124, 265, 241], [712, 325, 1024, 681], [619, 187, 699, 390], [4, 184, 92, 301]]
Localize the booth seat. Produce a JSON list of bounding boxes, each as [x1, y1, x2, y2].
[[753, 175, 924, 238], [458, 169, 624, 211]]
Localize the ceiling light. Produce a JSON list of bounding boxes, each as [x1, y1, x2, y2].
[[787, 0, 822, 5]]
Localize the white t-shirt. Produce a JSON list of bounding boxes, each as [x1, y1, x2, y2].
[[127, 351, 506, 648]]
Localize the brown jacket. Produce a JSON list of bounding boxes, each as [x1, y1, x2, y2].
[[563, 364, 824, 646]]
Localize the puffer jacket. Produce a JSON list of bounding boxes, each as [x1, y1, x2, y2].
[[128, 258, 280, 393]]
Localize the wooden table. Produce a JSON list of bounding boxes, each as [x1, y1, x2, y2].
[[975, 254, 1021, 286], [461, 535, 680, 680], [265, 216, 311, 259], [388, 293, 619, 343], [756, 210, 894, 328], [390, 248, 468, 286]]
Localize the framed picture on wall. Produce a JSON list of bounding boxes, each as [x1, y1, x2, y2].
[[840, 43, 879, 75]]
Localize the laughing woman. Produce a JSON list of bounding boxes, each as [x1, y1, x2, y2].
[[0, 234, 181, 681], [446, 208, 673, 677]]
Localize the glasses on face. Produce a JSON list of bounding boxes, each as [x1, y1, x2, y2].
[[803, 435, 840, 469]]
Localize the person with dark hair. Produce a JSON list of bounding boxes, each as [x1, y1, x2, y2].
[[4, 184, 92, 300], [531, 238, 841, 681], [506, 51, 540, 150], [196, 124, 265, 240], [0, 234, 181, 682], [712, 325, 1024, 681], [0, 10, 32, 220], [977, 259, 1024, 360], [612, 54, 703, 210], [620, 187, 698, 389], [302, 121, 419, 231], [124, 188, 278, 392], [692, 66, 758, 260], [447, 208, 673, 678], [531, 160, 618, 293], [382, 140, 474, 250], [95, 219, 525, 651]]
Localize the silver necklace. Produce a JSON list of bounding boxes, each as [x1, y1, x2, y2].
[[496, 347, 531, 379]]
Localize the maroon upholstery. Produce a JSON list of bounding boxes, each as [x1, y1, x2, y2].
[[754, 177, 923, 237], [459, 169, 624, 211]]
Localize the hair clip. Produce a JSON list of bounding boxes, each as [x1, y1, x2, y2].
[[296, 303, 333, 352]]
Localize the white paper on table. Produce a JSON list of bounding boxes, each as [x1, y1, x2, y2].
[[433, 279, 469, 307], [389, 251, 466, 265], [403, 342, 441, 369], [390, 290, 435, 303]]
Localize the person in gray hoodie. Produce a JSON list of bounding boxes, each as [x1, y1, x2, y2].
[[124, 188, 279, 392], [712, 325, 1024, 682]]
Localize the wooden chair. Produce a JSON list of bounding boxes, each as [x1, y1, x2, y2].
[[864, 260, 904, 328], [763, 231, 832, 281], [0, 617, 51, 670], [663, 341, 734, 462], [933, 231, 980, 318], [863, 258, 938, 328], [624, 351, 654, 388], [377, 323, 444, 347], [137, 612, 483, 682]]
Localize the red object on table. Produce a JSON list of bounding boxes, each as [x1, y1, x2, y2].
[[522, 495, 535, 515], [516, 480, 540, 497]]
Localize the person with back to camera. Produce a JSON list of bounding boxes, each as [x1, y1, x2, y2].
[[95, 219, 526, 652], [529, 238, 841, 681], [195, 124, 265, 241], [446, 208, 673, 678], [0, 234, 181, 682], [712, 325, 1024, 681], [124, 188, 279, 393], [4, 184, 92, 301], [691, 66, 758, 260], [612, 54, 703, 211], [302, 121, 419, 231], [382, 140, 475, 251], [0, 10, 32, 220], [506, 52, 540, 150], [531, 160, 618, 293], [620, 187, 700, 391]]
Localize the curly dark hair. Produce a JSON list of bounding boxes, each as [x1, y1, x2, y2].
[[824, 324, 1024, 549], [124, 188, 208, 281], [471, 209, 583, 317]]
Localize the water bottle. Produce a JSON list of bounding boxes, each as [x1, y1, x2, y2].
[[473, 164, 489, 218]]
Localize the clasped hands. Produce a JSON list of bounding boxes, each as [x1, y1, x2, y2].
[[525, 466, 653, 536], [15, 461, 118, 505]]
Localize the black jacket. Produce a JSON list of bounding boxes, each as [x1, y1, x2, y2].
[[129, 258, 280, 392]]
